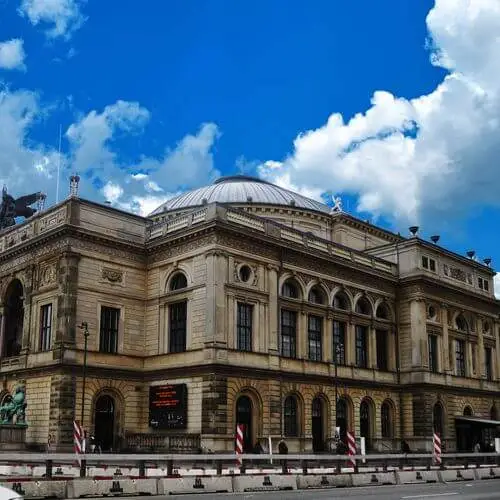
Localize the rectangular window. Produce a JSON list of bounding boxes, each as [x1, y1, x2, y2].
[[237, 302, 253, 352], [455, 339, 466, 377], [333, 321, 346, 365], [479, 277, 490, 291], [281, 309, 297, 358], [308, 315, 322, 361], [428, 334, 438, 373], [422, 256, 429, 269], [99, 306, 120, 354], [355, 325, 368, 368], [376, 329, 388, 371], [485, 347, 493, 381], [39, 303, 52, 352], [169, 301, 187, 353], [422, 256, 436, 272]]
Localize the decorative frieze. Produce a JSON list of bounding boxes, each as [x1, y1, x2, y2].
[[101, 268, 124, 284]]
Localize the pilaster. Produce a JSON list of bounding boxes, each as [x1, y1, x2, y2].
[[477, 316, 485, 379], [441, 304, 450, 372], [410, 299, 426, 368], [267, 265, 279, 354]]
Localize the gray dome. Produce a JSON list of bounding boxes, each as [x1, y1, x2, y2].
[[149, 175, 331, 215]]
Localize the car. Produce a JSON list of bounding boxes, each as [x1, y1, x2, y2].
[[0, 484, 23, 500]]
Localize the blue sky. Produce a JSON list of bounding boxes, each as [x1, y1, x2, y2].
[[0, 0, 499, 288]]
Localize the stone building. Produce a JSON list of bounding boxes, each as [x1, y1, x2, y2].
[[0, 175, 498, 453]]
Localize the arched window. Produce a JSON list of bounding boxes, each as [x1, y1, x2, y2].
[[433, 402, 444, 437], [355, 296, 371, 316], [455, 314, 468, 332], [308, 286, 325, 304], [336, 398, 348, 442], [3, 279, 24, 357], [170, 272, 188, 291], [376, 303, 390, 320], [282, 280, 299, 299], [333, 292, 349, 311], [283, 396, 299, 437], [381, 400, 393, 438], [463, 406, 473, 417]]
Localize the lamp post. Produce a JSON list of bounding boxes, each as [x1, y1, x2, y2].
[[78, 322, 90, 426]]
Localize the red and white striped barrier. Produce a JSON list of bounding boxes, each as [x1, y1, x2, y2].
[[433, 432, 441, 465], [347, 431, 356, 468], [235, 424, 244, 466], [73, 420, 83, 466]]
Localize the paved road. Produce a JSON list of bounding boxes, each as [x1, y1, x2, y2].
[[89, 479, 500, 499]]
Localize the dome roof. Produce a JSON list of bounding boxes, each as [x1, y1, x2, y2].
[[149, 175, 330, 215]]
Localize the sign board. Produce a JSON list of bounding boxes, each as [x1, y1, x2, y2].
[[149, 384, 187, 429]]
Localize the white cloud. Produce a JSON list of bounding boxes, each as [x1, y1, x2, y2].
[[0, 39, 26, 71], [494, 274, 500, 300], [18, 0, 86, 40], [259, 0, 500, 227]]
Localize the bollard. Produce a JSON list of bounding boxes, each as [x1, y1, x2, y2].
[[216, 460, 222, 476], [240, 460, 246, 475], [281, 459, 288, 474], [301, 460, 308, 475], [166, 460, 173, 477], [383, 459, 388, 472], [336, 459, 341, 474], [138, 460, 146, 478], [79, 459, 86, 478], [45, 459, 53, 479]]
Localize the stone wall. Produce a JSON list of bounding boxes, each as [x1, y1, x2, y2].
[[25, 376, 51, 445]]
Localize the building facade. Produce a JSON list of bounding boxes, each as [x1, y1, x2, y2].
[[0, 175, 498, 453]]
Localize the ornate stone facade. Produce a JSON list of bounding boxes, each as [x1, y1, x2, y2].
[[0, 184, 497, 454]]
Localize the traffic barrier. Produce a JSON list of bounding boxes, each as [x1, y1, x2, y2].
[[396, 470, 439, 484], [232, 474, 297, 492], [439, 468, 476, 482], [67, 478, 157, 498], [474, 466, 500, 480], [157, 476, 232, 495], [296, 474, 352, 488], [351, 471, 397, 486], [1, 480, 67, 499]]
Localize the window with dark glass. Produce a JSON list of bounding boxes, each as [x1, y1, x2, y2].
[[308, 287, 324, 304], [237, 302, 253, 351], [39, 304, 52, 352], [170, 273, 188, 291], [355, 298, 370, 316], [281, 309, 297, 358], [455, 339, 466, 377], [169, 301, 187, 353], [100, 306, 120, 353], [381, 402, 392, 438], [355, 325, 368, 368], [485, 347, 493, 381], [308, 315, 322, 361], [333, 293, 349, 311], [376, 329, 388, 371], [333, 321, 346, 365], [284, 396, 298, 437], [428, 334, 438, 373], [282, 281, 299, 299]]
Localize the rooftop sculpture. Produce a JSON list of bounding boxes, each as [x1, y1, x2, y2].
[[0, 187, 45, 230]]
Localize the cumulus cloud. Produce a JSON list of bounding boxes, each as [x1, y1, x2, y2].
[[0, 39, 26, 71], [259, 0, 500, 227], [18, 0, 86, 40]]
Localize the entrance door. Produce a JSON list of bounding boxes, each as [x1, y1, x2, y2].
[[94, 395, 115, 451], [312, 398, 324, 452], [236, 396, 253, 452], [360, 400, 371, 451]]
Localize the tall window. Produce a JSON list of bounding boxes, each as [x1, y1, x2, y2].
[[237, 302, 253, 351], [381, 401, 393, 438], [485, 347, 493, 381], [281, 310, 297, 358], [333, 321, 346, 365], [100, 307, 120, 353], [355, 325, 368, 368], [284, 396, 298, 437], [376, 330, 388, 371], [428, 335, 438, 373], [308, 315, 322, 361], [169, 301, 187, 353], [39, 304, 52, 352], [455, 339, 466, 377]]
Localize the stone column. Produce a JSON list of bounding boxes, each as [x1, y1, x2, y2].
[[299, 310, 307, 359], [389, 328, 396, 372], [410, 299, 426, 368], [495, 321, 500, 381], [49, 373, 77, 451], [55, 251, 80, 349], [441, 304, 450, 372], [267, 265, 279, 354], [0, 305, 5, 358], [325, 313, 333, 363], [347, 322, 355, 366], [204, 250, 227, 348], [21, 265, 35, 354], [369, 324, 377, 369], [477, 316, 485, 379]]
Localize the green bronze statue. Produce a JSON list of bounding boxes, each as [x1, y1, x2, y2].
[[0, 385, 27, 425]]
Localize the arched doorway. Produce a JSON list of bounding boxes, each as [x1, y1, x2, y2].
[[3, 280, 24, 357], [336, 398, 348, 442], [94, 395, 115, 451], [236, 395, 253, 452], [312, 397, 325, 452], [359, 399, 372, 451]]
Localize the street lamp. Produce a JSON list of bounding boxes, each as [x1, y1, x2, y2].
[[78, 322, 90, 426]]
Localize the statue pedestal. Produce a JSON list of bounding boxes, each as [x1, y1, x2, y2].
[[0, 424, 27, 451]]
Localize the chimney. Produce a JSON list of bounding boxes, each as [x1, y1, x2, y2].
[[69, 174, 80, 197]]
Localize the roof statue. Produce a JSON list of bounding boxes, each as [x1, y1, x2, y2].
[[0, 186, 44, 230], [331, 195, 343, 213]]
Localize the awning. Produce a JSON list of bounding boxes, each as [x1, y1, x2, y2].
[[455, 416, 500, 426]]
